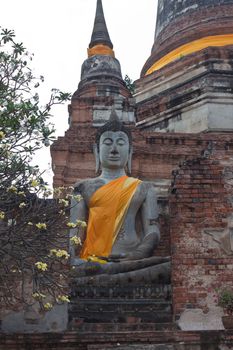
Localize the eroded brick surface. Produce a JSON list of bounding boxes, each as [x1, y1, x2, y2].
[[170, 151, 233, 321]]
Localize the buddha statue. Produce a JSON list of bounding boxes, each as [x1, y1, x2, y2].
[[70, 110, 170, 285]]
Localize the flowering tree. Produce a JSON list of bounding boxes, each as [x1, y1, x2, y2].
[[0, 28, 84, 311]]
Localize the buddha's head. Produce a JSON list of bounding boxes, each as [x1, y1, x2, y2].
[[94, 109, 132, 174]]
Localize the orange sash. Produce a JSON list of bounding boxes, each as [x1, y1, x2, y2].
[[80, 176, 141, 259]]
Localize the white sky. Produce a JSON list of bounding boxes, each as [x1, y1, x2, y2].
[[1, 0, 158, 184]]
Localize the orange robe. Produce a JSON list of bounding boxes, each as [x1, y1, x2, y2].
[[80, 176, 141, 260]]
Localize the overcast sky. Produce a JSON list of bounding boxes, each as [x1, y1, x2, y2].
[[1, 0, 158, 184]]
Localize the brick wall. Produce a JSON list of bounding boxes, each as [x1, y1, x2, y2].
[[170, 150, 233, 320]]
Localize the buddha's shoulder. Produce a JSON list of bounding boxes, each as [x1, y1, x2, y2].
[[74, 178, 104, 194], [137, 180, 158, 196]]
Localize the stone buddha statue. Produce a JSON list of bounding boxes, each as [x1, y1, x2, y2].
[[70, 111, 170, 285]]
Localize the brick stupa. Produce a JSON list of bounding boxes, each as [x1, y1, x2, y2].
[[136, 0, 233, 132]]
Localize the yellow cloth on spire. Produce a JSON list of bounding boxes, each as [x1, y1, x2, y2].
[[146, 34, 233, 75], [80, 176, 141, 260], [88, 44, 115, 58]]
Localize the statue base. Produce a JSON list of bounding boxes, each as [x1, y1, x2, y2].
[[68, 283, 173, 330]]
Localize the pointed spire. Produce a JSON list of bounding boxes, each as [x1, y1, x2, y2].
[[89, 0, 113, 49]]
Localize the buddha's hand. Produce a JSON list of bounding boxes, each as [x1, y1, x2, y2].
[[99, 253, 127, 262], [123, 232, 160, 261], [99, 253, 146, 262]]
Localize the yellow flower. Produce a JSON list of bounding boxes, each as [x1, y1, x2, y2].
[[67, 222, 77, 228], [0, 131, 5, 139], [40, 186, 52, 197], [70, 236, 81, 246], [35, 262, 48, 271], [19, 202, 26, 208], [44, 302, 53, 310], [50, 249, 69, 259], [32, 292, 46, 299], [36, 223, 47, 230], [56, 249, 70, 259], [80, 221, 87, 228], [18, 191, 26, 197], [59, 199, 69, 207], [76, 220, 87, 228], [0, 211, 5, 220], [7, 185, 17, 193], [53, 187, 62, 196], [31, 179, 39, 187], [73, 194, 83, 202], [57, 295, 70, 303], [43, 190, 53, 197], [49, 249, 57, 257]]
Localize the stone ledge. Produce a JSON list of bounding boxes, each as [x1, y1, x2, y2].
[[0, 331, 233, 350]]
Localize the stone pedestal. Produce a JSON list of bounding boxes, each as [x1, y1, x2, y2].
[[69, 284, 172, 331]]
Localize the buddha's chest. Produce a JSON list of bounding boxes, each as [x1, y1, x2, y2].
[[81, 180, 105, 205]]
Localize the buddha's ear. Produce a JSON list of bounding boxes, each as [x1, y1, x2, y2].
[[93, 144, 100, 174], [127, 146, 133, 175]]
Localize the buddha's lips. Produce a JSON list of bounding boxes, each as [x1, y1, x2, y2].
[[108, 157, 120, 161]]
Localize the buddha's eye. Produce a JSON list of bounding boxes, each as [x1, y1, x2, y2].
[[102, 138, 113, 146], [117, 138, 126, 146]]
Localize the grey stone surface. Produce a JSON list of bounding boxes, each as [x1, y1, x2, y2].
[[81, 55, 122, 81], [154, 0, 233, 39], [92, 97, 135, 126], [92, 346, 175, 350], [152, 98, 233, 133], [202, 213, 233, 256], [1, 304, 68, 333], [178, 308, 224, 331], [137, 92, 233, 133]]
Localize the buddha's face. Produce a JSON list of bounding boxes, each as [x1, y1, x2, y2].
[[99, 131, 130, 170]]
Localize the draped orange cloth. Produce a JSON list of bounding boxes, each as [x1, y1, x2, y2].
[[80, 176, 141, 260], [146, 34, 233, 75], [88, 44, 115, 58]]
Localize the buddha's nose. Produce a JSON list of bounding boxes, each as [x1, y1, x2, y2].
[[111, 144, 118, 154]]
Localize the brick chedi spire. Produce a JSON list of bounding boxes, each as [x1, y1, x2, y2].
[[78, 0, 124, 92], [74, 0, 135, 114], [141, 0, 233, 76], [135, 0, 233, 133], [51, 0, 135, 188], [88, 0, 113, 56]]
